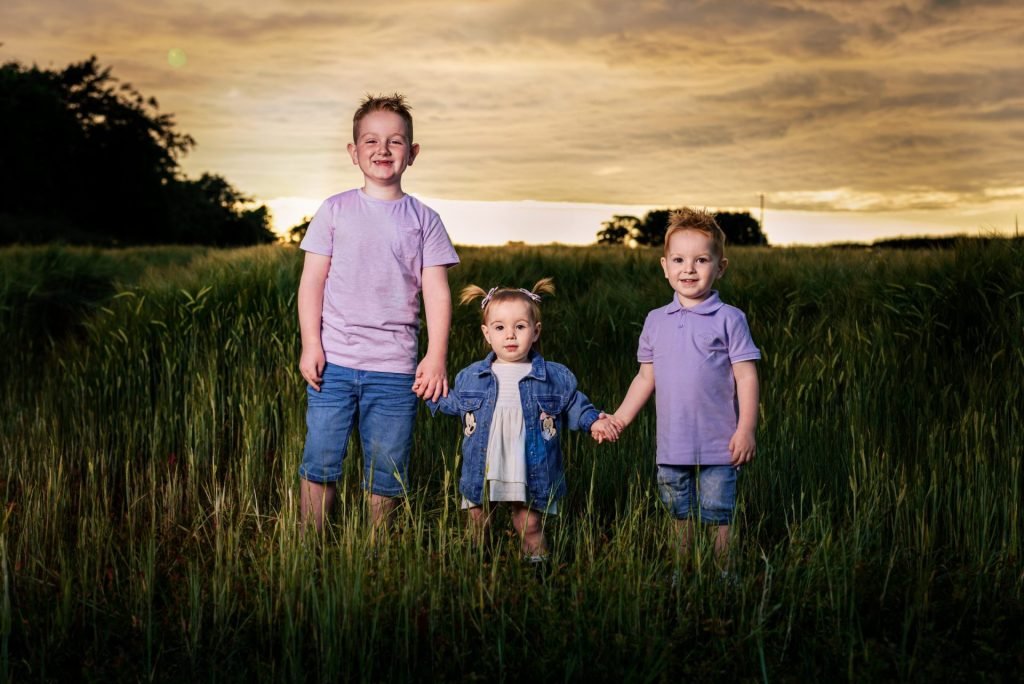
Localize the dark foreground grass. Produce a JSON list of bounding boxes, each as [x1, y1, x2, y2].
[[1, 240, 1022, 681]]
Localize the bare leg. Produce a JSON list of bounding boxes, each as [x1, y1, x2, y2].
[[369, 493, 397, 530], [714, 524, 732, 563], [300, 479, 336, 532], [674, 519, 694, 557], [465, 505, 493, 546], [510, 504, 547, 558]]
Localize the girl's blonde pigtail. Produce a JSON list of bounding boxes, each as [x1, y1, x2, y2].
[[459, 284, 488, 306], [531, 277, 555, 298]]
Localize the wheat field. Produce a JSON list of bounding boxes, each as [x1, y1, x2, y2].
[[1, 240, 1021, 681]]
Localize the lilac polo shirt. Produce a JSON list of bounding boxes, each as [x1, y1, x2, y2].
[[637, 291, 761, 466], [300, 189, 459, 374]]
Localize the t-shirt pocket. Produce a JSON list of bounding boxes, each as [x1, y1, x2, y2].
[[391, 224, 421, 261]]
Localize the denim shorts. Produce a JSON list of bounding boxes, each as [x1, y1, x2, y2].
[[299, 363, 417, 496], [656, 464, 738, 524]]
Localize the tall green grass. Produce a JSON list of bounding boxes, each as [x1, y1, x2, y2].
[[1, 240, 1022, 681]]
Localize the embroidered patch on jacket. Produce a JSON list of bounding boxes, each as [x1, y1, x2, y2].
[[540, 412, 557, 441], [464, 412, 476, 437]]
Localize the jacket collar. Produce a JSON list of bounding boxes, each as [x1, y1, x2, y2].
[[665, 290, 724, 315], [477, 349, 547, 381]]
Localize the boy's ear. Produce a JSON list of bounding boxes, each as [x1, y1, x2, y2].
[[347, 142, 358, 165], [717, 257, 729, 278], [408, 142, 420, 166]]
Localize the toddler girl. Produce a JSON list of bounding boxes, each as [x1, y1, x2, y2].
[[428, 278, 617, 561]]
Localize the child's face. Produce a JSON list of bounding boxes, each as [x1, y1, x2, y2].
[[660, 229, 728, 307], [347, 110, 419, 190], [481, 299, 540, 364]]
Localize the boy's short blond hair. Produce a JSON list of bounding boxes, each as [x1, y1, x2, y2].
[[664, 208, 726, 258], [353, 93, 414, 142]]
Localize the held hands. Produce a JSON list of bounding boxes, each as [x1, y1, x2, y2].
[[591, 413, 626, 444], [412, 355, 449, 402], [299, 345, 326, 391], [728, 428, 756, 465]]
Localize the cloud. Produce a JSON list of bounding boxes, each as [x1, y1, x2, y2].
[[1, 0, 1021, 222]]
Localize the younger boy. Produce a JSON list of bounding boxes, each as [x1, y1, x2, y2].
[[297, 93, 459, 531], [604, 208, 760, 561]]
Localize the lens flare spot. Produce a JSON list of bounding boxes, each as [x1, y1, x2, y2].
[[167, 48, 187, 68]]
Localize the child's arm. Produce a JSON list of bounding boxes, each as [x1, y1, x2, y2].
[[729, 360, 759, 465], [610, 363, 655, 428], [298, 252, 331, 391], [590, 414, 622, 443], [413, 265, 451, 402], [563, 381, 601, 434], [426, 389, 461, 417], [425, 368, 465, 417], [564, 382, 624, 443]]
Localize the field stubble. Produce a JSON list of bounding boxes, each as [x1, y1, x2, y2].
[[0, 241, 1022, 681]]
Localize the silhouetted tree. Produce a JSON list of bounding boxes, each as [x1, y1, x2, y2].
[[636, 209, 672, 246], [596, 208, 769, 247], [168, 174, 276, 246], [0, 56, 272, 246], [714, 211, 769, 246], [597, 215, 640, 245], [288, 217, 311, 245]]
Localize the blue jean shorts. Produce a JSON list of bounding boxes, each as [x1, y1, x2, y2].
[[656, 464, 738, 524], [299, 363, 417, 497]]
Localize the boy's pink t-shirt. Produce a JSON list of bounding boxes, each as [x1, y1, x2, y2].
[[300, 189, 459, 374]]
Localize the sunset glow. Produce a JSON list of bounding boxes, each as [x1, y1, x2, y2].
[[3, 0, 1021, 244]]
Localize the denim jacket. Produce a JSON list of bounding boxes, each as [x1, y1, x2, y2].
[[428, 350, 600, 509]]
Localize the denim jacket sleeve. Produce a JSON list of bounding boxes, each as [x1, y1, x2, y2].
[[427, 368, 467, 417], [552, 364, 601, 433], [565, 386, 600, 433]]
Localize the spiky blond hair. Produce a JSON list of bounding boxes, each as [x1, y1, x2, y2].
[[352, 93, 414, 142], [664, 207, 726, 258]]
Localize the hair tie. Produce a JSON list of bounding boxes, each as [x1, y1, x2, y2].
[[480, 287, 498, 309], [479, 286, 542, 309]]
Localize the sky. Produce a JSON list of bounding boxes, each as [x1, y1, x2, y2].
[[2, 0, 1022, 245]]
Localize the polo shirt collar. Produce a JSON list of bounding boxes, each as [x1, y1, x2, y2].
[[665, 290, 725, 315]]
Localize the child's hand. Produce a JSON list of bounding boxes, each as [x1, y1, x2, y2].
[[728, 428, 756, 465], [413, 355, 448, 402], [300, 346, 326, 392], [591, 413, 624, 443]]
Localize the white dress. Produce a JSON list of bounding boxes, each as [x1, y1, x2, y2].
[[484, 361, 532, 503], [461, 361, 558, 513]]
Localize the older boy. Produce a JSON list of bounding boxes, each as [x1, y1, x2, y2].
[[605, 208, 760, 561], [298, 93, 459, 531]]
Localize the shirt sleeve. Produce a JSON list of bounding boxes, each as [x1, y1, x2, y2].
[[421, 213, 460, 269], [727, 310, 761, 363], [637, 312, 655, 363], [427, 389, 461, 417], [427, 368, 467, 417], [550, 365, 600, 433], [299, 199, 335, 256]]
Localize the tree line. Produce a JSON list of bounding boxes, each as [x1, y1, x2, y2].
[[0, 56, 275, 246], [597, 209, 768, 247]]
